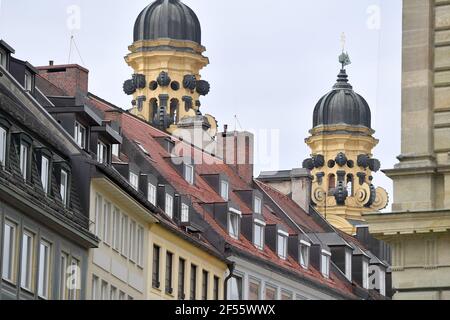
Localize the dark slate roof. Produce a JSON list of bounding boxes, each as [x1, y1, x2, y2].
[[313, 69, 372, 129], [133, 0, 202, 44]]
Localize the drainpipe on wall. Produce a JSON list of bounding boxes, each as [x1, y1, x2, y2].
[[223, 262, 236, 301]]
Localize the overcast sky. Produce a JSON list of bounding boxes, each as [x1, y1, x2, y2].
[[0, 0, 402, 209]]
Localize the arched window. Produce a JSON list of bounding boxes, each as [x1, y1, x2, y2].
[[170, 99, 179, 124], [150, 98, 158, 122], [328, 174, 336, 192], [347, 174, 354, 196]]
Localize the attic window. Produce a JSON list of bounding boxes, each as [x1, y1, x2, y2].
[[165, 193, 174, 219], [24, 72, 32, 91], [277, 231, 289, 260], [254, 196, 262, 214], [19, 142, 30, 181], [184, 164, 194, 185], [253, 219, 266, 250], [112, 144, 119, 157], [299, 240, 311, 269], [321, 250, 331, 279], [97, 141, 108, 164], [0, 50, 6, 68], [181, 204, 189, 223], [228, 208, 241, 240], [0, 126, 7, 167], [129, 172, 139, 191], [345, 250, 352, 281], [362, 259, 369, 289], [74, 122, 86, 149], [220, 180, 229, 201], [40, 155, 50, 195]]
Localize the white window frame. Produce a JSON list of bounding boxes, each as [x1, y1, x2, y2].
[[379, 268, 386, 296], [60, 169, 69, 207], [74, 121, 86, 149], [299, 240, 311, 269], [129, 220, 137, 263], [2, 220, 17, 282], [165, 193, 174, 219], [112, 144, 119, 157], [92, 275, 99, 300], [94, 194, 103, 239], [0, 126, 7, 166], [38, 240, 51, 299], [41, 155, 50, 194], [97, 141, 107, 164], [129, 172, 139, 191], [254, 197, 262, 214], [220, 180, 229, 201], [101, 280, 108, 300], [137, 226, 144, 267], [228, 209, 241, 240], [24, 71, 32, 91], [362, 259, 369, 289], [112, 207, 121, 251], [60, 252, 69, 300], [0, 50, 6, 68], [20, 143, 29, 180], [120, 214, 129, 257], [184, 164, 194, 185], [148, 183, 157, 205], [345, 250, 353, 281], [321, 250, 331, 279], [181, 203, 190, 223], [103, 201, 112, 245], [253, 219, 265, 250], [277, 230, 289, 260], [20, 230, 34, 291], [69, 257, 80, 300], [110, 285, 118, 300]]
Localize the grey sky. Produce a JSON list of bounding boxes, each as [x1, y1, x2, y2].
[[0, 0, 402, 210]]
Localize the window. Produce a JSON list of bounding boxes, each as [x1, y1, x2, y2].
[[97, 141, 107, 164], [321, 251, 331, 279], [20, 231, 34, 291], [0, 50, 6, 68], [277, 232, 288, 260], [190, 265, 197, 300], [101, 280, 108, 300], [40, 156, 50, 194], [120, 214, 129, 257], [213, 276, 220, 300], [379, 269, 386, 296], [299, 241, 310, 269], [129, 220, 137, 262], [166, 252, 173, 295], [254, 197, 262, 214], [110, 285, 118, 300], [129, 172, 139, 191], [152, 245, 160, 289], [0, 126, 7, 166], [181, 204, 189, 223], [178, 258, 186, 300], [229, 276, 242, 300], [91, 275, 99, 300], [228, 209, 241, 240], [220, 180, 229, 201], [112, 144, 119, 157], [347, 175, 354, 196], [20, 143, 29, 180], [38, 240, 51, 299], [2, 220, 17, 282], [112, 207, 121, 251], [24, 72, 32, 91], [362, 259, 369, 289], [202, 271, 209, 300], [94, 194, 103, 238], [119, 291, 126, 300], [148, 183, 157, 205], [265, 286, 277, 300], [74, 122, 86, 149], [68, 258, 80, 300], [253, 220, 265, 250], [328, 174, 336, 192], [184, 164, 194, 185], [60, 169, 69, 207], [249, 280, 260, 300], [60, 253, 69, 300], [165, 194, 174, 219], [281, 291, 293, 300], [137, 226, 144, 267], [103, 201, 112, 245], [345, 250, 353, 281]]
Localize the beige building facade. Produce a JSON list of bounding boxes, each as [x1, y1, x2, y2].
[[364, 0, 450, 300]]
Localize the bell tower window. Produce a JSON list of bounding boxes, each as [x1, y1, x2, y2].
[[328, 174, 336, 192]]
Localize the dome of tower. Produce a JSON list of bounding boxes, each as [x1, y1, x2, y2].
[[312, 69, 372, 129], [133, 0, 202, 45]]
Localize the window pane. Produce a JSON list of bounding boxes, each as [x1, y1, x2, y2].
[[277, 235, 287, 259], [95, 194, 103, 238], [113, 208, 121, 250], [229, 276, 242, 300], [166, 252, 173, 294], [2, 221, 16, 282], [20, 231, 34, 290], [41, 156, 50, 194], [220, 181, 229, 201], [137, 226, 144, 266], [20, 144, 28, 180], [181, 204, 189, 223], [165, 194, 173, 219], [190, 265, 197, 300], [148, 183, 156, 205], [249, 281, 260, 300], [38, 240, 51, 298], [60, 170, 68, 206], [178, 258, 185, 300], [120, 215, 128, 256], [185, 165, 194, 184], [254, 197, 262, 214], [103, 201, 111, 244], [202, 271, 208, 300], [130, 172, 139, 191], [0, 127, 7, 166], [152, 245, 160, 288], [60, 253, 69, 300], [265, 286, 277, 300], [254, 224, 264, 250]]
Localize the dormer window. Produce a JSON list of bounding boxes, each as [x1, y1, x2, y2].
[[112, 144, 119, 157], [60, 169, 69, 207], [97, 141, 107, 164], [129, 172, 139, 191], [362, 259, 369, 289], [277, 231, 288, 260], [220, 180, 229, 201], [254, 196, 262, 214], [165, 193, 174, 219], [74, 122, 86, 149], [321, 250, 331, 279], [345, 250, 353, 281], [181, 204, 190, 223], [0, 50, 6, 68], [228, 208, 242, 240], [19, 142, 30, 180], [184, 164, 194, 185], [299, 240, 311, 269], [40, 155, 50, 195], [24, 72, 32, 91], [0, 126, 7, 167], [148, 183, 157, 205], [253, 219, 265, 250]]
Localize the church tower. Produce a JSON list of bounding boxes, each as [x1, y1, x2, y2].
[[303, 55, 389, 234], [124, 0, 217, 140]]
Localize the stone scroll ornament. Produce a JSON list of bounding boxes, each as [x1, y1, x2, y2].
[[335, 152, 348, 167], [133, 74, 146, 89], [183, 75, 197, 91], [196, 80, 211, 96], [123, 79, 137, 95], [157, 71, 171, 87], [123, 74, 146, 95]]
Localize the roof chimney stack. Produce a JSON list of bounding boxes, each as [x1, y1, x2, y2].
[[49, 60, 54, 66]]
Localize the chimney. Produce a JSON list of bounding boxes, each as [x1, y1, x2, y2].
[[218, 130, 254, 184], [36, 64, 89, 97], [290, 169, 313, 212], [49, 60, 54, 66], [105, 109, 123, 134]]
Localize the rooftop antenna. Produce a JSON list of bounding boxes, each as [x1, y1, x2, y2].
[[339, 32, 351, 70], [234, 115, 243, 132], [68, 34, 86, 66]]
